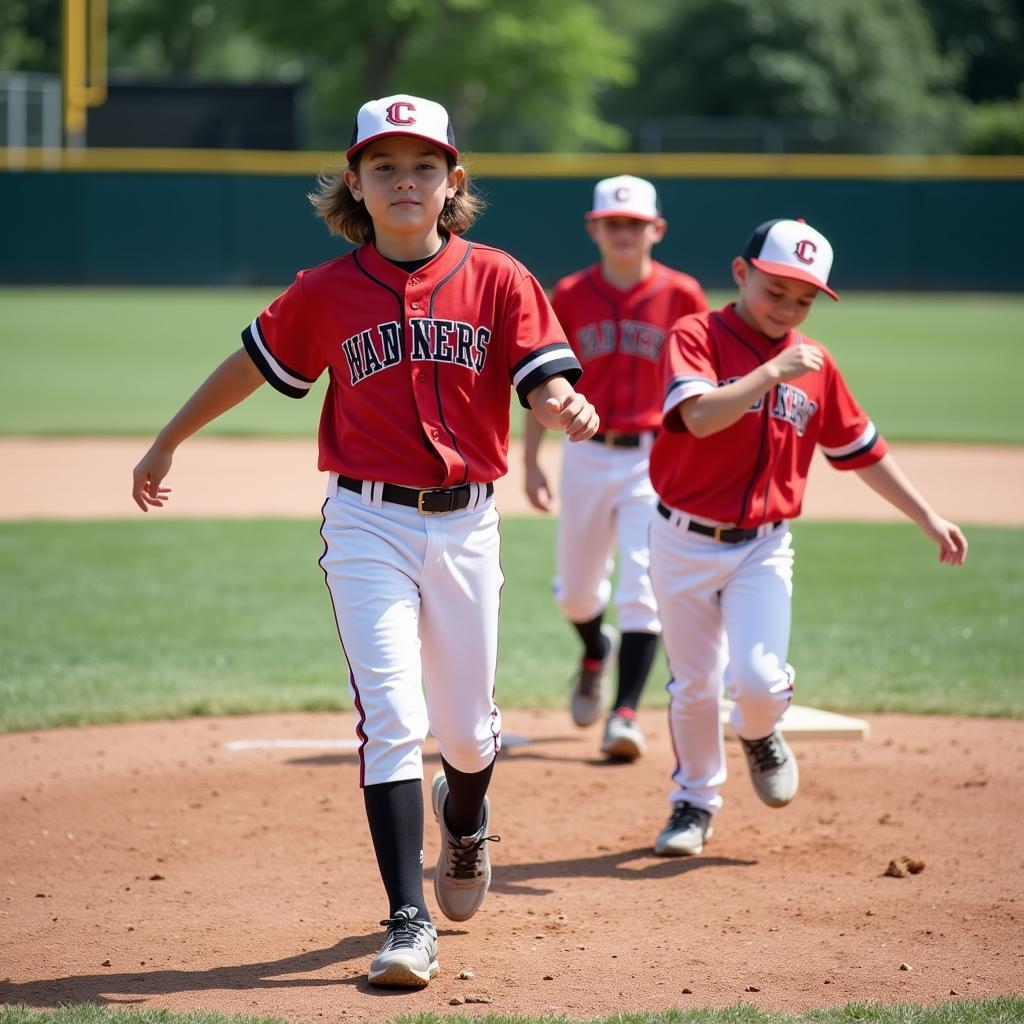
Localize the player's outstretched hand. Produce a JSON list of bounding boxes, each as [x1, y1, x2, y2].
[[767, 343, 824, 383], [923, 514, 969, 566], [132, 446, 174, 513], [546, 393, 599, 443], [525, 462, 554, 513]]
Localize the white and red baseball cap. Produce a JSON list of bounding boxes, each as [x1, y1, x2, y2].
[[743, 218, 838, 301], [346, 94, 458, 163], [586, 175, 661, 222]]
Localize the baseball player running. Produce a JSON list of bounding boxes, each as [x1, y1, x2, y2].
[[131, 94, 598, 986], [524, 175, 707, 760], [648, 217, 968, 856]]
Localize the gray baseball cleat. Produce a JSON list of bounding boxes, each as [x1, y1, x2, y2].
[[570, 623, 619, 727], [739, 730, 799, 807], [600, 709, 646, 761], [431, 772, 499, 922], [367, 905, 439, 987], [654, 801, 713, 856]]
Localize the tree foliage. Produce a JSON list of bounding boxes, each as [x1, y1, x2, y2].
[[0, 0, 60, 73], [964, 85, 1024, 154], [919, 0, 1024, 104], [606, 0, 965, 150], [237, 0, 634, 150], [1, 0, 1021, 153]]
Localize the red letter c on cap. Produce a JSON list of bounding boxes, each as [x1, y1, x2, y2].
[[794, 239, 817, 264], [386, 102, 417, 126], [614, 186, 631, 201]]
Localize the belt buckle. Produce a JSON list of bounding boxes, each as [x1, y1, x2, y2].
[[713, 524, 727, 542], [417, 488, 452, 515], [604, 430, 620, 446]]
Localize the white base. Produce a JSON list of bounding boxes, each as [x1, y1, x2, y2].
[[721, 700, 869, 741]]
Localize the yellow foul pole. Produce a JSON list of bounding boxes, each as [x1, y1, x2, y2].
[[62, 0, 108, 146]]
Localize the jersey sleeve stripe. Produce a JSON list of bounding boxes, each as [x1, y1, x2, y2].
[[510, 343, 578, 386], [512, 344, 582, 408], [241, 317, 315, 399], [663, 375, 715, 414], [822, 422, 879, 462]]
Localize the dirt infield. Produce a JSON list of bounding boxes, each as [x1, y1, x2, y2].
[[2, 439, 1022, 1019], [1, 711, 1023, 1019], [2, 437, 1023, 523]]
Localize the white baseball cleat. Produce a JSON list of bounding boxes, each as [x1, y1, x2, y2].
[[367, 905, 439, 987], [739, 730, 799, 807], [654, 801, 713, 856], [600, 709, 646, 761], [431, 771, 499, 922]]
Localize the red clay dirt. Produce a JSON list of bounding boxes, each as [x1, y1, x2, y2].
[[1, 712, 1023, 1020], [1, 439, 1023, 1020]]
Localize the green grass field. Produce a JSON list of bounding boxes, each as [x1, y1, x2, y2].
[[3, 999, 1024, 1024], [1, 518, 1019, 733], [0, 288, 1021, 441]]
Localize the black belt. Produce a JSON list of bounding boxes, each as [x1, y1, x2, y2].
[[589, 431, 653, 449], [337, 474, 493, 514], [657, 501, 782, 544]]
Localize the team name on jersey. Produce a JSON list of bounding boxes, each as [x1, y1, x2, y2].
[[576, 320, 666, 363], [718, 377, 818, 435], [772, 382, 818, 436], [341, 318, 492, 385]]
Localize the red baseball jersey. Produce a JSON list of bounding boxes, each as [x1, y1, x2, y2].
[[242, 235, 581, 487], [649, 303, 889, 526], [551, 262, 707, 432]]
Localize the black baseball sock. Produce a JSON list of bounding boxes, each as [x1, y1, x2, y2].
[[440, 754, 495, 836], [571, 612, 608, 662], [363, 779, 430, 921], [613, 631, 660, 711]]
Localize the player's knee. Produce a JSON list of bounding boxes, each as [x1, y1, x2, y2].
[[553, 575, 610, 624], [730, 663, 791, 713], [557, 594, 601, 623], [667, 673, 720, 704], [433, 731, 496, 775]]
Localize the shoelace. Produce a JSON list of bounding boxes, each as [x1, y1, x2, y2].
[[446, 834, 500, 879], [667, 802, 705, 832], [743, 734, 786, 772], [379, 913, 432, 950]]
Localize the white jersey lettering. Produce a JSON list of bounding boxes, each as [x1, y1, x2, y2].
[[343, 318, 492, 384]]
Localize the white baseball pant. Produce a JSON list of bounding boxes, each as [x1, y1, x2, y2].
[[553, 436, 661, 633], [650, 506, 795, 814], [319, 476, 503, 787]]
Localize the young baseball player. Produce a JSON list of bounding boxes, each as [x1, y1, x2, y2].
[[131, 94, 598, 986], [648, 217, 968, 856], [523, 175, 707, 761]]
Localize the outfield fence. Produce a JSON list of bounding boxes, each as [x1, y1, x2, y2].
[[2, 150, 1022, 289]]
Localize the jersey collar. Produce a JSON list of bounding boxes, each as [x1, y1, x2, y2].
[[717, 302, 795, 352], [358, 233, 470, 290]]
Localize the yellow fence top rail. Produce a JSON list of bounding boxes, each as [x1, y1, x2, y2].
[[7, 147, 1024, 179]]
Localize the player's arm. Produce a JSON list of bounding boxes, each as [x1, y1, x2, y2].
[[854, 454, 968, 566], [527, 376, 599, 444], [132, 347, 266, 512], [522, 410, 554, 512], [680, 345, 823, 437]]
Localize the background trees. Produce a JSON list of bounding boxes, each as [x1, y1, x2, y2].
[[2, 0, 1021, 152]]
